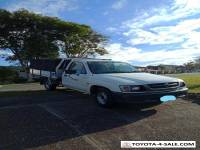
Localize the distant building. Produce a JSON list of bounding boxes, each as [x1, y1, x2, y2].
[[135, 65, 187, 74]]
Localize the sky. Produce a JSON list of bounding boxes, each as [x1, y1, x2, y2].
[[0, 0, 200, 66]]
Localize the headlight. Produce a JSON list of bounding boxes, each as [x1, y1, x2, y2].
[[119, 85, 145, 92], [180, 82, 186, 87]]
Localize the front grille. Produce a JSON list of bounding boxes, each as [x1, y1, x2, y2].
[[148, 82, 179, 90]]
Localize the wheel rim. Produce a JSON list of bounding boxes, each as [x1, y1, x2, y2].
[[97, 92, 108, 105]]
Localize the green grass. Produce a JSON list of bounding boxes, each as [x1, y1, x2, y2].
[[168, 73, 200, 93]]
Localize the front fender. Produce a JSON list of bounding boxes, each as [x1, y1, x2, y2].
[[88, 81, 121, 94]]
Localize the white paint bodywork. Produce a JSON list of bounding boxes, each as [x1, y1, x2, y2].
[[62, 58, 184, 94]]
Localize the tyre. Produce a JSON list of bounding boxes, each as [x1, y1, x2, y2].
[[44, 78, 56, 91], [95, 88, 114, 108]]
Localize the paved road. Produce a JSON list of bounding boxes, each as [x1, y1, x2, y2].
[[0, 84, 199, 150]]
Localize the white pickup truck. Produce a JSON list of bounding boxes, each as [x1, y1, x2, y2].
[[30, 58, 188, 107]]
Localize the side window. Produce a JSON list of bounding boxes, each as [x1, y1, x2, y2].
[[68, 62, 77, 72], [59, 59, 71, 70], [68, 62, 87, 74]]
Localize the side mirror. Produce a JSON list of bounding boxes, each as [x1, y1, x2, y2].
[[65, 70, 76, 74]]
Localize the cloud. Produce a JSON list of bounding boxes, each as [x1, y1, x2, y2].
[[7, 0, 78, 16], [106, 27, 118, 32], [100, 43, 200, 66], [122, 0, 200, 46], [125, 18, 200, 45], [0, 49, 13, 56], [103, 0, 200, 65], [112, 0, 127, 10], [123, 0, 200, 29], [101, 43, 141, 62]]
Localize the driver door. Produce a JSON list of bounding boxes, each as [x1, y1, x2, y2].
[[62, 61, 89, 92]]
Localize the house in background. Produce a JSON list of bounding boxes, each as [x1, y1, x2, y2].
[[135, 65, 187, 74]]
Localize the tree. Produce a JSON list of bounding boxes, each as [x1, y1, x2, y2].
[[195, 57, 200, 64], [184, 61, 196, 72], [194, 56, 200, 70], [63, 29, 108, 57], [0, 9, 107, 78], [0, 9, 59, 70]]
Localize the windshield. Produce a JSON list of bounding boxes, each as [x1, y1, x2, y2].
[[87, 61, 138, 74]]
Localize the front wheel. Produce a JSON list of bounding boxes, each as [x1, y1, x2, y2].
[[95, 88, 114, 108], [44, 78, 56, 91]]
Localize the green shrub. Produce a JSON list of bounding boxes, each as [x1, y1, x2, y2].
[[0, 67, 27, 84]]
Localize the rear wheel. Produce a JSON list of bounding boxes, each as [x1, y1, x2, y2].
[[44, 78, 56, 91], [95, 88, 114, 108]]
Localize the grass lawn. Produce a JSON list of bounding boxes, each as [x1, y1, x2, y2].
[[168, 73, 200, 93], [0, 83, 43, 91]]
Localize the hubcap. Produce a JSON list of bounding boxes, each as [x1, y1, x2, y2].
[[97, 92, 108, 105]]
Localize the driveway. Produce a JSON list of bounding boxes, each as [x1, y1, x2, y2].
[[0, 83, 199, 150]]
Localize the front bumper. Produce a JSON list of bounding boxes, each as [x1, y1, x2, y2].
[[112, 87, 188, 103]]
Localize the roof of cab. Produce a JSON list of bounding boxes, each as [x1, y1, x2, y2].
[[66, 57, 112, 62]]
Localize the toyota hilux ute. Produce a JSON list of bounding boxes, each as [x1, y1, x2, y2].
[[30, 58, 188, 107]]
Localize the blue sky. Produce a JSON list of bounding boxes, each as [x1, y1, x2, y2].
[[0, 0, 200, 66]]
